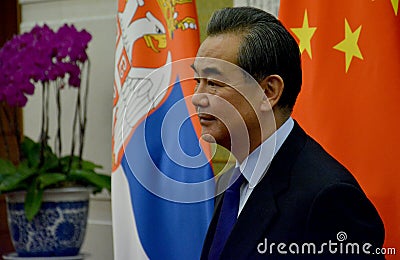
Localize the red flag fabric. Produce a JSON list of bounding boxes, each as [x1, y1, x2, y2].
[[279, 0, 400, 256]]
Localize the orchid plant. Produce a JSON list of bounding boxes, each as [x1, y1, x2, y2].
[[0, 24, 111, 220]]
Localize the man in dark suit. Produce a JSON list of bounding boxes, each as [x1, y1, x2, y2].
[[191, 7, 384, 259]]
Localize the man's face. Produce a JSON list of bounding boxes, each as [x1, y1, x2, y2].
[[191, 33, 265, 151]]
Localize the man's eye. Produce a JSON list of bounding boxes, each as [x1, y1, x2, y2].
[[208, 80, 219, 87], [194, 78, 200, 84]]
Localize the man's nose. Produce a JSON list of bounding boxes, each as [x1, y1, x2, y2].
[[191, 82, 209, 108]]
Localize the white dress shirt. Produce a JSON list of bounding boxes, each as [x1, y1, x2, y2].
[[237, 117, 294, 216]]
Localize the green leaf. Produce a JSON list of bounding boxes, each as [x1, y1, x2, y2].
[[25, 180, 44, 221], [21, 137, 40, 168], [68, 169, 111, 191], [80, 160, 103, 171], [40, 152, 60, 173], [60, 156, 103, 172], [0, 158, 17, 175], [0, 159, 17, 185], [21, 136, 59, 171], [37, 173, 67, 189], [0, 162, 36, 192]]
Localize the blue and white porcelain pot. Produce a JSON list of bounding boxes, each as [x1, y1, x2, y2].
[[5, 187, 91, 257]]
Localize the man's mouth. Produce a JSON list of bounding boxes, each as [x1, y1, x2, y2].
[[197, 113, 216, 124]]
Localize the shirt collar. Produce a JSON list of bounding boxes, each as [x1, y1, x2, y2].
[[236, 117, 294, 188]]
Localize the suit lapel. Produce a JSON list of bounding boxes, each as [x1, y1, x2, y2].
[[200, 168, 236, 260], [221, 178, 277, 259], [201, 195, 222, 259], [220, 121, 308, 259]]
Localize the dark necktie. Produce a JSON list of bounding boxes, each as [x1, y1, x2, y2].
[[208, 168, 245, 259]]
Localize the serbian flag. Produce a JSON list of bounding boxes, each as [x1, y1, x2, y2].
[[111, 0, 214, 259], [279, 0, 400, 255]]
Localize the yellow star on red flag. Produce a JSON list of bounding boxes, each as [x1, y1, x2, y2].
[[333, 19, 363, 73], [391, 0, 399, 15], [290, 9, 317, 59]]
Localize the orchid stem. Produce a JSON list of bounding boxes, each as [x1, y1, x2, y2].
[[55, 80, 62, 159], [69, 83, 79, 172], [79, 60, 90, 168], [12, 106, 22, 162], [0, 104, 10, 160]]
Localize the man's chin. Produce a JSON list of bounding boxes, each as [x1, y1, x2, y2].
[[200, 133, 216, 144]]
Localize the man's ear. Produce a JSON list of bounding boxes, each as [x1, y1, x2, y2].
[[259, 75, 284, 112]]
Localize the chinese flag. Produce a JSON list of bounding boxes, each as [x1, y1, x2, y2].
[[280, 0, 400, 255]]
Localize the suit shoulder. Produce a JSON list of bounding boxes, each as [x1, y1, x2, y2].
[[293, 134, 360, 188]]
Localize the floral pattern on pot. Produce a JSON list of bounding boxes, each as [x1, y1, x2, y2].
[[7, 200, 89, 257]]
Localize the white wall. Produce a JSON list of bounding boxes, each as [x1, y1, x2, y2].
[[234, 0, 280, 17], [20, 0, 116, 259]]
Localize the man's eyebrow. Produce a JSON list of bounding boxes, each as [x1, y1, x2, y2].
[[190, 64, 223, 77], [201, 67, 222, 76], [190, 64, 198, 73]]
